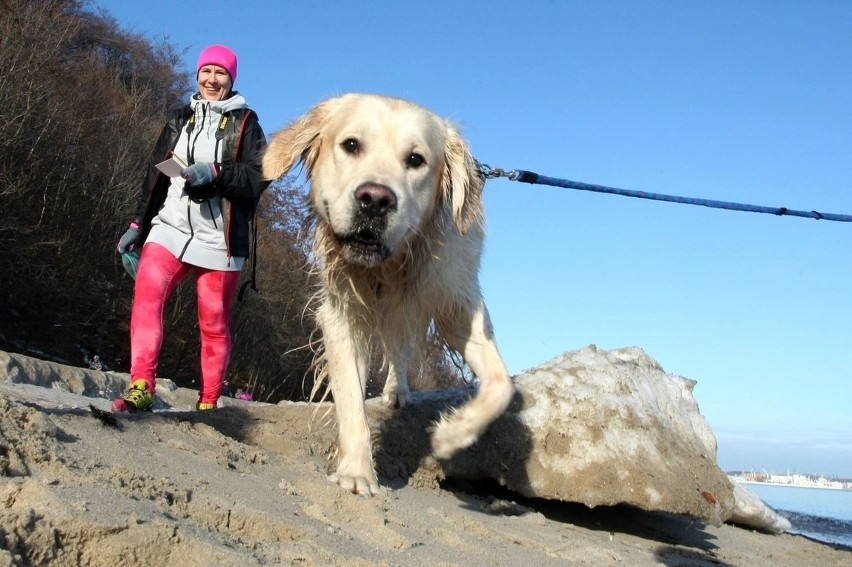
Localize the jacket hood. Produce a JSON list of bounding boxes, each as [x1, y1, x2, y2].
[[190, 91, 248, 115]]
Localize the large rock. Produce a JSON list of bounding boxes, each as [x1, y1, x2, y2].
[[504, 345, 732, 522], [373, 345, 786, 531]]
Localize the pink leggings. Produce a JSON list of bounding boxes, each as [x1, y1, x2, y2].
[[130, 243, 240, 405]]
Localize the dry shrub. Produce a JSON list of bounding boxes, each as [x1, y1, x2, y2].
[[227, 179, 317, 401], [0, 0, 187, 367]]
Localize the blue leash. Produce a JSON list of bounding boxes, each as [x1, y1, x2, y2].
[[478, 163, 852, 223]]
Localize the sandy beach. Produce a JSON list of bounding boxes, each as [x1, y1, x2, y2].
[[1, 356, 850, 566]]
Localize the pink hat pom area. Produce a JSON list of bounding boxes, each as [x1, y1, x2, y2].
[[196, 44, 238, 85]]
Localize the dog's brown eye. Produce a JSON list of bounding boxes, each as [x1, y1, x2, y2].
[[406, 153, 425, 168], [341, 138, 360, 154]]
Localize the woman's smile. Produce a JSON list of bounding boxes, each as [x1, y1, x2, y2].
[[197, 65, 232, 101]]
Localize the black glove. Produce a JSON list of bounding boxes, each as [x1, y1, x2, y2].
[[184, 182, 218, 204]]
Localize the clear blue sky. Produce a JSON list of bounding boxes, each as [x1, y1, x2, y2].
[[99, 1, 852, 477]]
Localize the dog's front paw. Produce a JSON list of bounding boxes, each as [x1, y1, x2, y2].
[[329, 470, 381, 497], [430, 409, 478, 460], [381, 378, 411, 408]]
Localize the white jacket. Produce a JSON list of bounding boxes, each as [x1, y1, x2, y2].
[[146, 93, 249, 270]]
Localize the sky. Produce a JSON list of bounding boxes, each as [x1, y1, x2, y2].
[[97, 0, 852, 477]]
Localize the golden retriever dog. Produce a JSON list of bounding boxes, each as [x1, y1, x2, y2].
[[262, 93, 514, 496]]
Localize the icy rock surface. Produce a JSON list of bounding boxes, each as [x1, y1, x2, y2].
[[407, 345, 787, 531]]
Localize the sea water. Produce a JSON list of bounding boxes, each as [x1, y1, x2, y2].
[[743, 483, 852, 548]]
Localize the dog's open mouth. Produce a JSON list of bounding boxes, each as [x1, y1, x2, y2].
[[336, 228, 391, 267]]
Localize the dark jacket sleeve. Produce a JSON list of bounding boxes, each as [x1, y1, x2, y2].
[[216, 111, 270, 206], [133, 108, 188, 225]]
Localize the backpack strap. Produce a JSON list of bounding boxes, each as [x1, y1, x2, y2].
[[237, 217, 259, 302], [234, 109, 261, 302]]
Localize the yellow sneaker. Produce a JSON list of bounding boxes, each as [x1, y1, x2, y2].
[[112, 379, 154, 412], [196, 402, 217, 411]]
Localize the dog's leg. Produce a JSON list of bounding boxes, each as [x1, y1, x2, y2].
[[381, 340, 411, 408], [432, 300, 514, 459], [320, 307, 381, 496]]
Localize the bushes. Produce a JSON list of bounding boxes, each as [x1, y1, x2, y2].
[[1, 0, 182, 363]]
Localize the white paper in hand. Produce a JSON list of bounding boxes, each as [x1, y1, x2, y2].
[[155, 154, 188, 178]]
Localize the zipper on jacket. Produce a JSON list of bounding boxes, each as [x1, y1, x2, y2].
[[177, 201, 193, 261], [205, 201, 218, 229]]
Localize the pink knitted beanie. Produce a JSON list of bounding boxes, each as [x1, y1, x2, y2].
[[196, 44, 238, 85]]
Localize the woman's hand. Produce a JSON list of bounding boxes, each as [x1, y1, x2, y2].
[[181, 162, 219, 186], [182, 163, 220, 202], [117, 222, 140, 253]]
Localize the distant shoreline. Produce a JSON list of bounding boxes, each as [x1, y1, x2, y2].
[[733, 478, 850, 491]]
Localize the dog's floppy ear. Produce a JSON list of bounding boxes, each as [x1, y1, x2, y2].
[[261, 103, 328, 181], [442, 126, 484, 234]]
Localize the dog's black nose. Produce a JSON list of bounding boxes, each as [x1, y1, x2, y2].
[[354, 183, 397, 216]]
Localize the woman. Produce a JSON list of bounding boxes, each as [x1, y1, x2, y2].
[[114, 44, 269, 412]]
